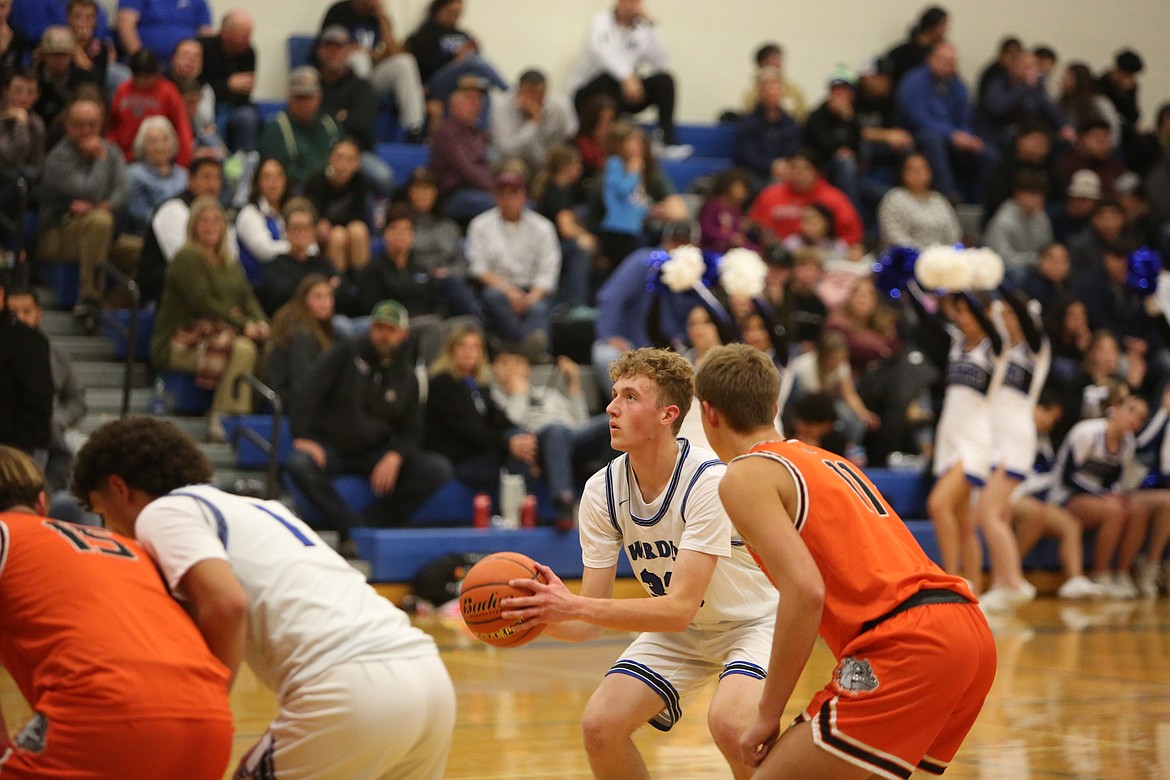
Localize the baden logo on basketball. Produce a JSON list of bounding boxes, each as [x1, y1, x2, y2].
[[458, 552, 549, 648]]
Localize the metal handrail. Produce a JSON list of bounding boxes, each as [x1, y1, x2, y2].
[[231, 374, 284, 500], [99, 261, 141, 418]]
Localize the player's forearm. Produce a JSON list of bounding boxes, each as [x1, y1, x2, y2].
[[545, 620, 605, 643], [195, 604, 247, 686], [757, 602, 821, 721], [576, 593, 698, 633]]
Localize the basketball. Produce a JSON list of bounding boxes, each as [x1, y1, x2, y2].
[[459, 552, 548, 648]]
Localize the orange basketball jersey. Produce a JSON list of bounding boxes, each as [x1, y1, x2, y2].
[[738, 441, 973, 657], [0, 511, 232, 724]]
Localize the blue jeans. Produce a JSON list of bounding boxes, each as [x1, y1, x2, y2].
[[361, 151, 394, 198], [217, 103, 261, 153], [426, 54, 509, 102], [435, 275, 483, 319], [537, 416, 614, 502], [827, 153, 862, 211], [286, 444, 453, 536], [913, 131, 998, 203], [480, 287, 552, 343], [558, 239, 592, 309], [442, 187, 496, 222]]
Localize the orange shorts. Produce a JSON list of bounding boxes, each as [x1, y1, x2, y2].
[[798, 601, 996, 780], [0, 713, 233, 780]]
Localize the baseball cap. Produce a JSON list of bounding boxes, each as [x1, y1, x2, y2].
[[319, 25, 350, 45], [370, 299, 409, 328], [1114, 171, 1141, 196], [455, 74, 488, 93], [828, 65, 857, 89], [1067, 169, 1102, 200], [40, 26, 75, 55], [494, 170, 527, 190], [288, 66, 321, 97], [859, 56, 895, 78]]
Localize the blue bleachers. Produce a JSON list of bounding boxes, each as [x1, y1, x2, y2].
[[375, 143, 430, 178], [352, 526, 633, 582], [99, 308, 154, 362], [287, 35, 315, 71], [660, 156, 731, 193], [222, 415, 293, 468], [160, 370, 215, 415], [40, 263, 79, 309]]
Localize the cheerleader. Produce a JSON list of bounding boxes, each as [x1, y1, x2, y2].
[[978, 289, 1051, 611], [1050, 388, 1150, 598], [910, 283, 1004, 588]]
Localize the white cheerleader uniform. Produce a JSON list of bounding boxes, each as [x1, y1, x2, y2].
[[932, 330, 1004, 484], [990, 337, 1051, 480]]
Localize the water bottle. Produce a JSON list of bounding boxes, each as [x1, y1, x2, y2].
[[150, 375, 169, 417]]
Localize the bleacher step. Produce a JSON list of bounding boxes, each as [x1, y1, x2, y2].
[[52, 335, 117, 361], [74, 362, 149, 388]]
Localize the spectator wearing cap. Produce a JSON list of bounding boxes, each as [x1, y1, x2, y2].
[[883, 5, 949, 83], [430, 74, 495, 221], [37, 98, 140, 320], [983, 170, 1055, 279], [32, 26, 96, 134], [490, 69, 578, 178], [741, 43, 808, 122], [287, 298, 454, 540], [258, 67, 341, 188], [315, 24, 394, 196], [733, 66, 802, 188], [589, 222, 703, 394], [1053, 169, 1101, 242], [466, 168, 561, 354], [116, 0, 212, 61], [803, 66, 864, 209], [317, 1, 425, 140], [983, 120, 1061, 229], [976, 47, 1073, 155], [1057, 119, 1127, 196], [107, 49, 194, 167], [198, 9, 260, 153], [895, 41, 995, 202], [567, 0, 683, 151], [748, 148, 863, 246]]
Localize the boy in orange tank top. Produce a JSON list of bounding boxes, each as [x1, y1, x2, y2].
[[695, 345, 996, 780], [0, 445, 232, 780]]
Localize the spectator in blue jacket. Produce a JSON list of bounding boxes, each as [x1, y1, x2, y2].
[[895, 41, 994, 202], [977, 48, 1074, 154], [589, 220, 702, 393], [10, 0, 111, 46], [733, 67, 802, 189], [116, 0, 213, 61]]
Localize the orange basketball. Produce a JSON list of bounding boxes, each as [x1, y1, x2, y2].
[[459, 552, 548, 648]]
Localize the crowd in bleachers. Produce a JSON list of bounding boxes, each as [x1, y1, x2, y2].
[[3, 0, 1170, 595]]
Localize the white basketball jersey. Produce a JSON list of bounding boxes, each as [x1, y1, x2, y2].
[[135, 484, 437, 697], [579, 439, 778, 628]]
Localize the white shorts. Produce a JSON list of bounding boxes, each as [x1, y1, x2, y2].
[[606, 616, 773, 732], [235, 654, 456, 780], [932, 404, 993, 484], [992, 423, 1038, 481]]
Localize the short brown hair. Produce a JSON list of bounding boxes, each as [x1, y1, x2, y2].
[[695, 344, 781, 433], [0, 446, 45, 512], [72, 417, 213, 505], [609, 348, 694, 434]]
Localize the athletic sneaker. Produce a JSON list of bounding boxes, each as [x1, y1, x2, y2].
[[978, 586, 1016, 613], [651, 138, 695, 161], [1134, 558, 1159, 598], [1007, 581, 1037, 606], [1110, 572, 1140, 599], [1056, 575, 1109, 600]]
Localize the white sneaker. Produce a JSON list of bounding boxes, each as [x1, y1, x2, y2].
[[978, 586, 1016, 613], [1057, 575, 1109, 600], [1134, 558, 1159, 598], [1110, 572, 1140, 599], [654, 142, 695, 161], [1007, 581, 1037, 606]]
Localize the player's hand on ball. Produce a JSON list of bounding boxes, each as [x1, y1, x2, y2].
[[740, 714, 781, 768], [500, 563, 574, 624]]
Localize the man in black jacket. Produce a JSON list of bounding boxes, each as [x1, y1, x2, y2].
[[285, 299, 452, 540], [198, 10, 259, 151], [0, 270, 54, 456]]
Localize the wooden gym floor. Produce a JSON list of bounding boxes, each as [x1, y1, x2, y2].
[[3, 596, 1168, 778]]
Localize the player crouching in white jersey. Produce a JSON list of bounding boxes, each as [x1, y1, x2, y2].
[[502, 348, 779, 780], [72, 416, 456, 780]]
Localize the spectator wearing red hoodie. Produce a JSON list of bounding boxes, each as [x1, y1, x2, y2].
[[107, 48, 193, 167], [748, 148, 863, 245]]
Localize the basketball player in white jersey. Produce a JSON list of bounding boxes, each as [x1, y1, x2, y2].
[[71, 417, 456, 780], [502, 348, 778, 780]]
